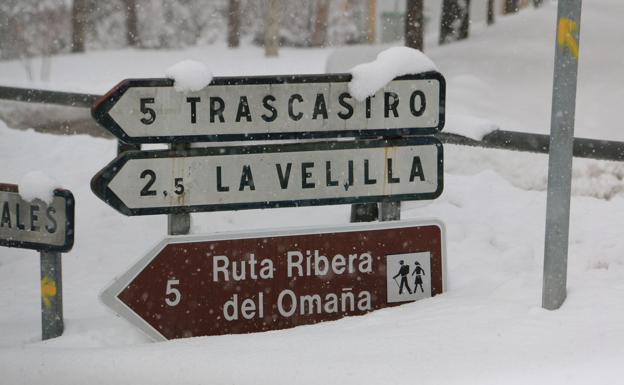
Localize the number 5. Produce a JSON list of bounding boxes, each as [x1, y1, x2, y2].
[[165, 279, 181, 307], [140, 98, 156, 125]]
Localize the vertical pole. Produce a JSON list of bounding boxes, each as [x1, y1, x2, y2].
[[168, 143, 191, 236], [350, 203, 378, 222], [380, 201, 401, 221], [351, 135, 378, 223], [542, 0, 582, 310], [380, 138, 401, 222], [40, 251, 63, 340]]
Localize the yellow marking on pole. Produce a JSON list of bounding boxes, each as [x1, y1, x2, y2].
[[558, 17, 579, 60], [41, 276, 57, 308]]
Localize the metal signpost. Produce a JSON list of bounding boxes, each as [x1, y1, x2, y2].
[[101, 220, 445, 341], [0, 183, 75, 340], [92, 72, 445, 143], [91, 137, 443, 216], [92, 70, 447, 339], [542, 0, 582, 311]]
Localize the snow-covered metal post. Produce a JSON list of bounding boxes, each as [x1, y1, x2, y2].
[[543, 0, 582, 310], [40, 251, 63, 340]]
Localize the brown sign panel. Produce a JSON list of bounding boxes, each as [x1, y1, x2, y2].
[[101, 221, 445, 341]]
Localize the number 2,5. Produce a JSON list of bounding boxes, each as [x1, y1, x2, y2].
[[139, 170, 185, 197]]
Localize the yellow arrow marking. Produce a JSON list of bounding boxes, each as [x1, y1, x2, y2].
[[41, 276, 57, 308], [558, 17, 579, 61]]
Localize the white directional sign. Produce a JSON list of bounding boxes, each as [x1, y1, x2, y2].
[[0, 184, 74, 252], [92, 72, 445, 143], [91, 138, 443, 216]]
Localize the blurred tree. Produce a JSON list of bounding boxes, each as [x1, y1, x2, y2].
[[0, 1, 67, 78], [504, 0, 519, 13], [328, 0, 360, 46], [439, 0, 470, 45], [487, 0, 495, 25], [228, 0, 240, 47], [125, 0, 139, 46], [264, 0, 280, 56], [71, 0, 88, 52], [311, 0, 329, 47], [366, 0, 376, 44], [405, 0, 424, 50]]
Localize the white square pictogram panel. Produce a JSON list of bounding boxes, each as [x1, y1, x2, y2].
[[386, 252, 431, 303]]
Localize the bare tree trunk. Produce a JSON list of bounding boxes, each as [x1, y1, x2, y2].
[[405, 0, 424, 50], [228, 0, 240, 48], [487, 0, 495, 25], [439, 0, 471, 45], [504, 0, 519, 13], [311, 0, 329, 47], [366, 0, 376, 44], [126, 0, 139, 47], [71, 0, 88, 52], [264, 0, 280, 57]]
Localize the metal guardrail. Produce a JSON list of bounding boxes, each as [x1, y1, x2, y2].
[[2, 85, 624, 162], [0, 85, 98, 108], [438, 131, 624, 162]]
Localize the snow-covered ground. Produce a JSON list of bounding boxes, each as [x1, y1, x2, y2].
[[2, 1, 624, 384]]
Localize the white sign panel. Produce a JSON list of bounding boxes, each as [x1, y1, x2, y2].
[[0, 184, 74, 252], [93, 73, 445, 143], [91, 138, 444, 216]]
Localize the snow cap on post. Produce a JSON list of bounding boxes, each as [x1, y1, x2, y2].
[[165, 60, 213, 92], [348, 47, 438, 102]]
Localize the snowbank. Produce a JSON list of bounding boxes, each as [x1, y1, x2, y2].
[[165, 60, 213, 92], [348, 47, 438, 101], [444, 114, 499, 140]]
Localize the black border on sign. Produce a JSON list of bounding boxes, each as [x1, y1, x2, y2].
[[0, 188, 75, 252], [91, 137, 444, 216], [92, 72, 446, 144]]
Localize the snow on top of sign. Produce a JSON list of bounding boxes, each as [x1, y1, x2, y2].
[[348, 47, 438, 102], [18, 171, 59, 204], [165, 60, 213, 92]]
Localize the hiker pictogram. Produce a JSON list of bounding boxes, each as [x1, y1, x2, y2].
[[393, 260, 412, 295], [386, 252, 432, 304], [412, 261, 426, 293]]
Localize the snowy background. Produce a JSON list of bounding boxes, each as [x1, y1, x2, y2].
[[2, 1, 624, 384]]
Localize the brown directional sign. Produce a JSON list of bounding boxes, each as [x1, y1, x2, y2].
[[0, 184, 74, 252], [101, 220, 445, 341], [92, 72, 445, 143]]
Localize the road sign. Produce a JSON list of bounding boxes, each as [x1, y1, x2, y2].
[[0, 184, 74, 252], [91, 137, 443, 216], [101, 220, 446, 340], [92, 72, 445, 144]]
